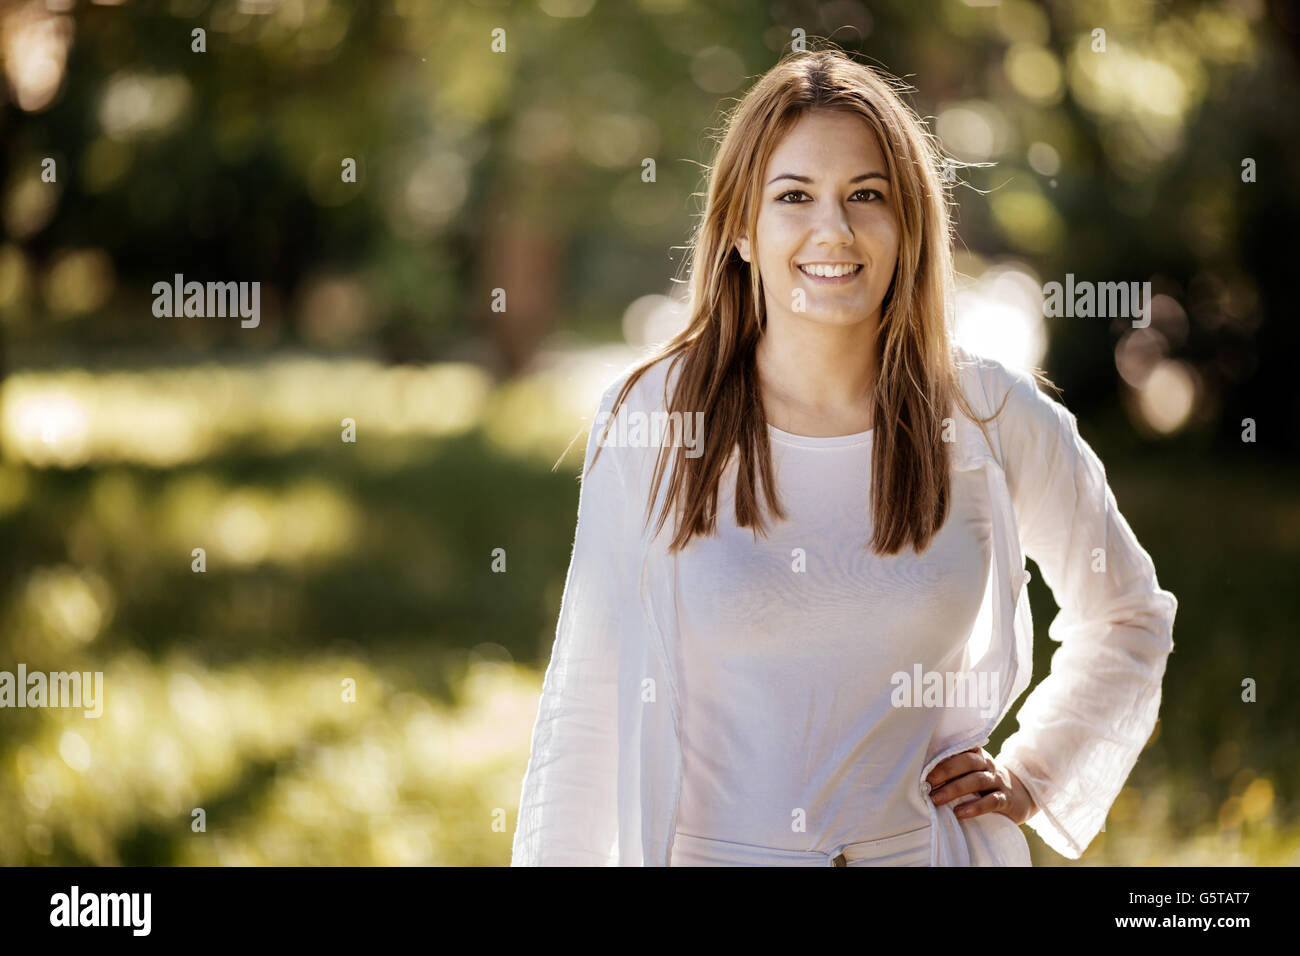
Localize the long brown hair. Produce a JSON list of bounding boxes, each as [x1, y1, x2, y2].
[[592, 46, 1010, 555]]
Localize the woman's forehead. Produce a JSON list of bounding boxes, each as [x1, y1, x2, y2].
[[765, 111, 887, 171]]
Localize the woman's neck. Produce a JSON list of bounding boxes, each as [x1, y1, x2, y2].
[[755, 317, 879, 436]]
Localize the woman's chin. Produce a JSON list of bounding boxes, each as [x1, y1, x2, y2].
[[785, 306, 879, 328]]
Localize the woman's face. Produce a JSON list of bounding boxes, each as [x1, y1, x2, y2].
[[735, 109, 901, 331]]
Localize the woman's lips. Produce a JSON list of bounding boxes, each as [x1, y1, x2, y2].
[[797, 263, 863, 285]]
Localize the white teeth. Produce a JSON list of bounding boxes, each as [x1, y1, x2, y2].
[[799, 263, 862, 277]]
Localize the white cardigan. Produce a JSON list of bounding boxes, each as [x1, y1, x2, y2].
[[510, 345, 1178, 866]]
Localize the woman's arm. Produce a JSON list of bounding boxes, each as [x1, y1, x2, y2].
[[989, 363, 1178, 860], [510, 376, 634, 865]]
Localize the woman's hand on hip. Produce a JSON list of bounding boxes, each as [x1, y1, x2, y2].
[[925, 746, 1038, 825]]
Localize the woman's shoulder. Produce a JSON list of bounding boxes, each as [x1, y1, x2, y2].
[[952, 344, 1072, 434], [952, 344, 1045, 409], [949, 344, 1088, 491], [584, 350, 682, 481], [596, 349, 681, 418]]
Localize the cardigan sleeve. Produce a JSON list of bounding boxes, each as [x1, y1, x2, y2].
[[989, 365, 1178, 860], [510, 375, 635, 865]]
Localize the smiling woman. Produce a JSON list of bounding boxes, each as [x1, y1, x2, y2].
[[736, 109, 900, 439], [511, 47, 1178, 868]]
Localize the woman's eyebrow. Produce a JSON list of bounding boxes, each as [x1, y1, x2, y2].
[[767, 171, 890, 185]]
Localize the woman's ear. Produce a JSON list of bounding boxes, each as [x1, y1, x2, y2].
[[734, 235, 752, 263]]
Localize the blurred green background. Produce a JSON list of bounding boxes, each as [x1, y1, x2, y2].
[[0, 0, 1297, 866]]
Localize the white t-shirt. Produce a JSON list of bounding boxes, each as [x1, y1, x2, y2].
[[673, 422, 994, 854]]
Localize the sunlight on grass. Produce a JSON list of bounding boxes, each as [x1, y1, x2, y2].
[[175, 658, 541, 865], [1029, 779, 1300, 866], [1, 649, 542, 865], [154, 474, 360, 569], [0, 357, 493, 467], [1, 648, 386, 863], [0, 347, 646, 471]]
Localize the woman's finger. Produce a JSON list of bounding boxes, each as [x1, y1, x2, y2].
[[926, 751, 984, 787], [925, 749, 989, 791], [953, 789, 1008, 819], [929, 769, 998, 806]]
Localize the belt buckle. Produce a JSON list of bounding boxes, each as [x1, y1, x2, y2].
[[831, 851, 847, 867]]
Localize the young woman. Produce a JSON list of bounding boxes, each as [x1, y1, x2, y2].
[[511, 49, 1178, 866]]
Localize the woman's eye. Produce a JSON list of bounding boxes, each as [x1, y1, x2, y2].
[[775, 189, 883, 203]]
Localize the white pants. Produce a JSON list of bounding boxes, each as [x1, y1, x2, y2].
[[669, 823, 932, 867]]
